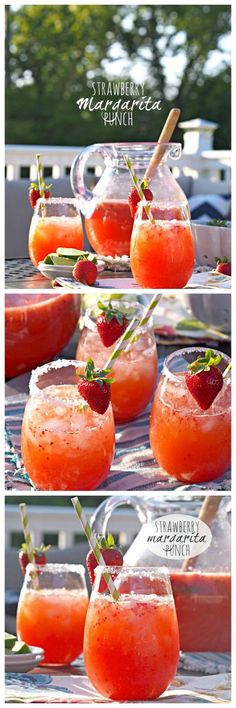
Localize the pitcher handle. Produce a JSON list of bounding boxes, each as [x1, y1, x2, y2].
[[90, 496, 148, 538], [70, 143, 111, 218]]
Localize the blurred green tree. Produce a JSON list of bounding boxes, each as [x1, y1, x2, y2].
[[5, 4, 231, 147]]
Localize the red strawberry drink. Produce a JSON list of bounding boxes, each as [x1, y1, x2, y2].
[[84, 566, 179, 700], [17, 563, 89, 665], [21, 360, 115, 490], [28, 198, 83, 266], [5, 293, 81, 379], [130, 201, 194, 289], [150, 347, 231, 483], [77, 300, 158, 422]]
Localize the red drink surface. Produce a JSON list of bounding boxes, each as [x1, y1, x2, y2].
[[77, 326, 157, 422], [29, 215, 83, 266], [150, 373, 231, 483], [85, 200, 133, 256], [84, 594, 179, 700], [130, 219, 194, 288], [5, 294, 81, 379], [21, 384, 115, 490], [170, 571, 231, 652], [17, 588, 88, 664]]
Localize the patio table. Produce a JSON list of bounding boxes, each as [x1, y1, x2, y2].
[[5, 653, 231, 703], [5, 258, 231, 290]]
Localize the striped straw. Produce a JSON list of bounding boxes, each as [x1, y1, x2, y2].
[[124, 155, 155, 223], [19, 503, 38, 588], [36, 153, 44, 198], [71, 497, 119, 601], [104, 294, 161, 370], [123, 294, 162, 351]]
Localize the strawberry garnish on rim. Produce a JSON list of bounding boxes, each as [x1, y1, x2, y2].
[[185, 349, 224, 411], [29, 182, 52, 209], [18, 543, 51, 576], [128, 179, 153, 218], [86, 533, 123, 588], [77, 358, 114, 414], [96, 301, 129, 347]]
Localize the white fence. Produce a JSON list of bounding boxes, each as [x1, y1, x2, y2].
[[5, 505, 140, 550]]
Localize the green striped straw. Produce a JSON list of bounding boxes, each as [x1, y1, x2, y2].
[[19, 503, 38, 589], [36, 153, 44, 197], [123, 294, 162, 351], [71, 497, 119, 601], [124, 155, 155, 223], [104, 294, 161, 370]]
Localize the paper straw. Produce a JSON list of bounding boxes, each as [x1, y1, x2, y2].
[[71, 497, 119, 601], [105, 294, 161, 366], [123, 294, 162, 351], [36, 153, 44, 197], [19, 503, 38, 588], [124, 155, 155, 223]]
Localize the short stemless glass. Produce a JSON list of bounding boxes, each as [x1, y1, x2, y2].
[[76, 300, 158, 422], [83, 566, 179, 701], [150, 347, 231, 483], [130, 200, 194, 288], [21, 359, 115, 490], [17, 563, 89, 665], [28, 197, 83, 266]]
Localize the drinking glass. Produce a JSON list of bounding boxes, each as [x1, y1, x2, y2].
[[17, 563, 88, 665], [28, 197, 83, 266], [21, 359, 115, 490], [77, 299, 158, 422], [150, 347, 231, 483], [83, 565, 179, 700]]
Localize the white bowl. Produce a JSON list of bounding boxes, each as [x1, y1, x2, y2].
[[5, 645, 44, 672], [191, 222, 231, 267], [38, 260, 105, 280]]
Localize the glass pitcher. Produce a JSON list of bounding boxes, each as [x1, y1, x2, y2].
[[91, 495, 231, 653], [70, 142, 189, 257]]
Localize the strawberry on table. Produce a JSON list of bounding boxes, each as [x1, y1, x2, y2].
[[86, 533, 123, 588], [29, 182, 52, 209], [18, 543, 50, 576], [128, 180, 153, 218], [77, 358, 114, 414], [73, 257, 97, 286], [96, 301, 129, 347], [215, 258, 231, 276], [185, 349, 224, 411]]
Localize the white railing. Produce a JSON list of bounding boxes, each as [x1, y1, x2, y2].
[[5, 505, 140, 550], [5, 144, 231, 187]]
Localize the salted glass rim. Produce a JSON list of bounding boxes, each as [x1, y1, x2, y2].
[[162, 346, 231, 383], [29, 358, 87, 402], [35, 197, 79, 205], [26, 562, 86, 574], [94, 565, 169, 576]]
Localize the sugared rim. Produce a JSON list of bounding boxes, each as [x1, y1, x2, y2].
[[26, 562, 85, 574], [94, 565, 169, 576], [29, 358, 85, 399], [35, 197, 78, 204], [163, 346, 231, 383]]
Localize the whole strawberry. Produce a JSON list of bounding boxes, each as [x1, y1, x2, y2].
[[86, 533, 123, 588], [18, 543, 50, 576], [96, 301, 128, 347], [73, 258, 97, 286], [29, 182, 51, 209], [77, 358, 114, 414], [215, 258, 231, 276], [185, 349, 224, 411], [128, 180, 153, 218]]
